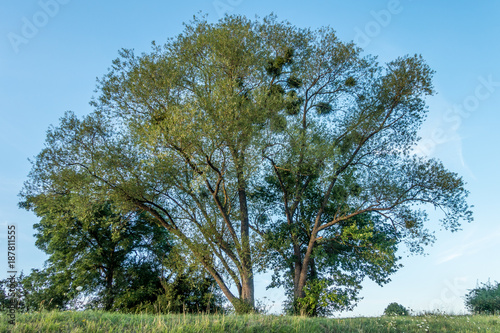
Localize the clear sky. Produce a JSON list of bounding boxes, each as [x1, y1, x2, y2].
[[1, 0, 499, 317]]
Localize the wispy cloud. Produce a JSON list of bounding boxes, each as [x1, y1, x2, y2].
[[437, 252, 464, 264], [436, 227, 500, 265], [456, 140, 476, 180]]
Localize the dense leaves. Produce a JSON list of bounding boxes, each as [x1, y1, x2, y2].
[[17, 190, 222, 312], [384, 302, 409, 316], [465, 280, 500, 315]]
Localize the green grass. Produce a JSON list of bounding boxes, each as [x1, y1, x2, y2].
[[1, 311, 499, 332]]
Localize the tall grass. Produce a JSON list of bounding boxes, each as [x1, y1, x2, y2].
[[1, 310, 499, 332]]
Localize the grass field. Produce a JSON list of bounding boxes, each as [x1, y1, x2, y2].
[[1, 310, 499, 332]]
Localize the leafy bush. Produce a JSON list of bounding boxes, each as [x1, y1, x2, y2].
[[384, 302, 409, 316], [465, 280, 500, 314]]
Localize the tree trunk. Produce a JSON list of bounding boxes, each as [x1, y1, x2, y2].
[[237, 169, 255, 311], [293, 243, 302, 302], [294, 227, 320, 316], [104, 266, 114, 311], [309, 258, 318, 316]]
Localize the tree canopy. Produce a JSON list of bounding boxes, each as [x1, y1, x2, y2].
[[21, 14, 472, 315]]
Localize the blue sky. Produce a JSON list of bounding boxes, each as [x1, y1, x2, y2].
[[1, 0, 499, 317]]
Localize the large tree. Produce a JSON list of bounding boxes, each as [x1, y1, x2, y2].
[[252, 26, 473, 315], [22, 15, 286, 312], [22, 14, 472, 315]]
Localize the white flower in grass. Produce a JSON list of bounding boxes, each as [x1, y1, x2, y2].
[[76, 286, 83, 292]]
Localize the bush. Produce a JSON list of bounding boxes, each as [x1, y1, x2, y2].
[[288, 279, 355, 317], [465, 280, 500, 315], [384, 302, 409, 316]]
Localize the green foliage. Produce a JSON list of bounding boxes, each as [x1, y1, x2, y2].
[[270, 115, 287, 131], [20, 193, 170, 310], [465, 280, 500, 315], [0, 273, 28, 313], [113, 257, 224, 314], [265, 48, 294, 77], [287, 76, 302, 89], [315, 102, 332, 115], [295, 279, 351, 317], [231, 299, 255, 315], [0, 270, 70, 313], [20, 268, 72, 311], [18, 188, 222, 313], [266, 205, 401, 316], [0, 285, 6, 312], [284, 90, 303, 115], [344, 76, 356, 87], [384, 302, 409, 316]]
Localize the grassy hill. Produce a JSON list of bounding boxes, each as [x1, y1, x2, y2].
[[1, 310, 499, 332]]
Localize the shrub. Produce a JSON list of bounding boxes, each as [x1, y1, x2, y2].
[[384, 302, 409, 316], [465, 280, 500, 315], [292, 279, 354, 317]]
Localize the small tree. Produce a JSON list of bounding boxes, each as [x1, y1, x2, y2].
[[384, 302, 409, 316], [465, 280, 500, 315], [18, 268, 72, 311]]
